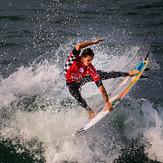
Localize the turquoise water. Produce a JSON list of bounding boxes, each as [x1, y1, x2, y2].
[[0, 0, 163, 162]]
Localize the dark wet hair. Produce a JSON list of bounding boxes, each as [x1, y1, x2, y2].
[[81, 48, 94, 58]]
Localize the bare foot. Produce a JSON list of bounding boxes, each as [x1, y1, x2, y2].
[[88, 110, 95, 119], [128, 70, 140, 76]]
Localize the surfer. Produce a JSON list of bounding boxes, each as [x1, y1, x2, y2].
[[64, 39, 140, 119]]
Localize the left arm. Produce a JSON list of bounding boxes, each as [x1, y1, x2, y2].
[[98, 84, 113, 112]]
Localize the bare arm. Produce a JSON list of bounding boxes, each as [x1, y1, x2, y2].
[[75, 39, 104, 51], [99, 85, 113, 112], [99, 85, 109, 103]]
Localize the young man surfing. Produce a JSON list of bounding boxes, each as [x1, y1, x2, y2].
[[64, 39, 140, 119]]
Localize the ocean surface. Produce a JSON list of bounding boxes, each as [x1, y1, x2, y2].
[[0, 0, 163, 163]]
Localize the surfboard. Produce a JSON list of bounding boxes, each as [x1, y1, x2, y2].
[[73, 59, 149, 136]]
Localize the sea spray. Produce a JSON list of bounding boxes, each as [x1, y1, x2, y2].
[[0, 45, 162, 162]]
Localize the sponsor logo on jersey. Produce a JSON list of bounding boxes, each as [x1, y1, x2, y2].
[[79, 67, 84, 73]]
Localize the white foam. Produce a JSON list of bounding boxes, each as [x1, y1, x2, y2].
[[142, 101, 163, 162], [0, 61, 61, 107]]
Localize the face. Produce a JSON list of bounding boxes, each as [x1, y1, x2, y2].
[[81, 55, 94, 66]]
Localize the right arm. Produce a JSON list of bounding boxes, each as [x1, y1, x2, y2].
[[75, 39, 104, 51], [98, 85, 113, 112], [89, 64, 113, 112]]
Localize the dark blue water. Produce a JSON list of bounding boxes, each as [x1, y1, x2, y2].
[[0, 0, 163, 163]]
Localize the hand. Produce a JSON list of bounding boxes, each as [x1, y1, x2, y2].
[[104, 103, 114, 112], [94, 39, 104, 44]]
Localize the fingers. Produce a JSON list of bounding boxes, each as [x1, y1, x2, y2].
[[98, 39, 104, 41], [105, 104, 114, 112], [109, 106, 114, 112], [94, 39, 104, 44], [109, 103, 114, 111]]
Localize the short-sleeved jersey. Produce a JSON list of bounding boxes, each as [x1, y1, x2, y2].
[[64, 48, 101, 86]]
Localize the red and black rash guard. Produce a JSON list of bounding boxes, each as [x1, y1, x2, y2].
[[64, 48, 102, 87]]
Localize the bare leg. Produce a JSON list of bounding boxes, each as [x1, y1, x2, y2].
[[67, 82, 95, 119], [128, 70, 140, 76]]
